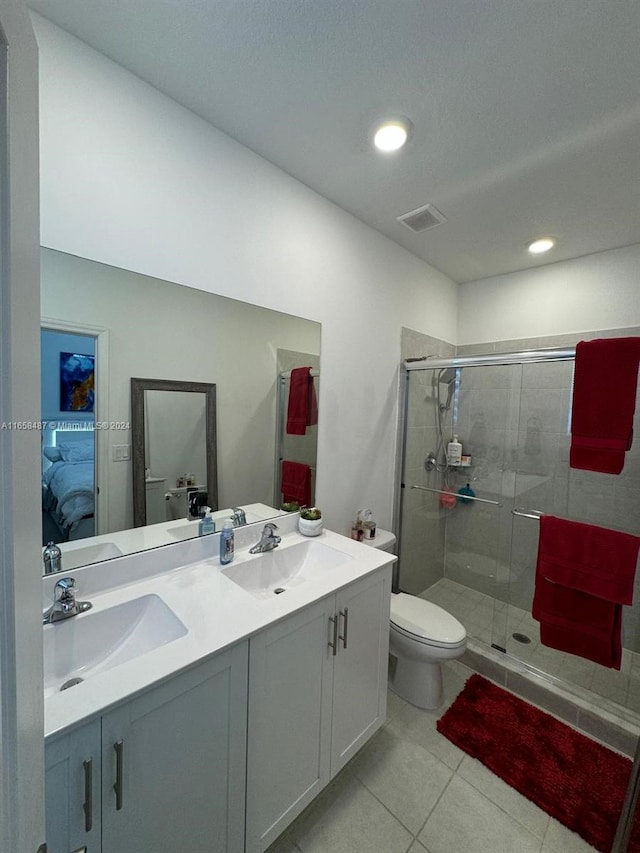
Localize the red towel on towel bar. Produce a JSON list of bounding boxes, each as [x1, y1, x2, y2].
[[281, 460, 312, 508], [532, 516, 640, 669], [286, 367, 318, 435], [570, 337, 640, 474], [535, 515, 640, 606]]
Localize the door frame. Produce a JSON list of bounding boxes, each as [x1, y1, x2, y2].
[[0, 2, 44, 851], [41, 317, 111, 534]]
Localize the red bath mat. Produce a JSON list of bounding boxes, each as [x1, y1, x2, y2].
[[437, 674, 638, 852]]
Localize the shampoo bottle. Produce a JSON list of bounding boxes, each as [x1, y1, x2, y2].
[[220, 519, 235, 564], [447, 435, 462, 465], [199, 508, 216, 536]]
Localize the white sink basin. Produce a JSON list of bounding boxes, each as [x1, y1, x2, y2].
[[222, 539, 353, 599], [43, 593, 187, 698], [166, 521, 201, 540], [60, 541, 123, 570]]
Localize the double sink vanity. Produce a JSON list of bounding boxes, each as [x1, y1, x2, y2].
[[43, 513, 395, 853]]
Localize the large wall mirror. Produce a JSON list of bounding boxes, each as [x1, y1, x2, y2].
[[40, 248, 321, 574]]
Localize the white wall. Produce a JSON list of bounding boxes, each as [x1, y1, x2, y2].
[[458, 244, 640, 345], [0, 3, 44, 851], [34, 13, 458, 534]]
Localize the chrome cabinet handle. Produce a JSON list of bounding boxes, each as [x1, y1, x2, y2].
[[339, 608, 349, 649], [113, 740, 124, 810], [328, 614, 338, 656], [82, 758, 93, 832]]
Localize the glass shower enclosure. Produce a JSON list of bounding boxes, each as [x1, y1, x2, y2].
[[396, 348, 640, 726]]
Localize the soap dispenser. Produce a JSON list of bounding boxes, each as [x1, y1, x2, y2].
[[199, 507, 216, 536], [220, 519, 235, 564]]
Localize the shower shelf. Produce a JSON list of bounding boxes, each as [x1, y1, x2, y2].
[[411, 484, 502, 507]]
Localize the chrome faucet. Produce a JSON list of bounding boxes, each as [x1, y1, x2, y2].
[[249, 523, 281, 554], [43, 577, 93, 624], [231, 507, 247, 526], [42, 540, 62, 574]]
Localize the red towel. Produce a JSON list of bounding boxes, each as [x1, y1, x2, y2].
[[281, 460, 312, 508], [570, 337, 640, 474], [532, 515, 640, 669], [536, 515, 639, 606], [533, 578, 623, 669], [286, 367, 318, 435]]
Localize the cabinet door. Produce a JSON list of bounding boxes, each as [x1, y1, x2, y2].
[[246, 597, 334, 853], [101, 642, 248, 853], [45, 718, 102, 853], [330, 566, 391, 775]]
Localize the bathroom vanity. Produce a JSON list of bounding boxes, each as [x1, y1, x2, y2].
[[43, 515, 394, 853]]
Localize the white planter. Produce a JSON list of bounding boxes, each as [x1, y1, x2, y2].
[[298, 517, 323, 537]]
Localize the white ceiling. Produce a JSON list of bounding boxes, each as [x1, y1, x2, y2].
[[29, 0, 640, 283]]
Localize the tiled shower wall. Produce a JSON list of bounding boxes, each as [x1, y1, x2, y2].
[[399, 325, 640, 652]]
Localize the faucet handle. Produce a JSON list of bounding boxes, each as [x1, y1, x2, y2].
[[54, 577, 76, 601], [263, 522, 278, 532]]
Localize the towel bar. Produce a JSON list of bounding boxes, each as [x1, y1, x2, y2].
[[512, 508, 543, 520], [411, 485, 502, 507]]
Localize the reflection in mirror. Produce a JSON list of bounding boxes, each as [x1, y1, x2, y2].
[[40, 247, 321, 574], [131, 379, 218, 528]]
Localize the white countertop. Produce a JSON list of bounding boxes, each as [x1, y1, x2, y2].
[[44, 516, 396, 739], [57, 502, 284, 569]]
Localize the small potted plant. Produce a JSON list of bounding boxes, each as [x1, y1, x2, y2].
[[298, 507, 323, 537], [281, 501, 300, 513]]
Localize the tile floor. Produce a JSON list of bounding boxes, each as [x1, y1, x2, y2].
[[266, 660, 599, 853], [422, 578, 640, 724]]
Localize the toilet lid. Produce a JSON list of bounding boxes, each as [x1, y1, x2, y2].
[[390, 593, 466, 646]]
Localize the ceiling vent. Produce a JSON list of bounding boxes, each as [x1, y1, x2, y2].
[[397, 203, 446, 233]]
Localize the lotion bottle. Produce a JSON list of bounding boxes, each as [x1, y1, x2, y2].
[[220, 519, 235, 564], [447, 435, 462, 465]]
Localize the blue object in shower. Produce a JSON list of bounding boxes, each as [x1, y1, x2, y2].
[[457, 483, 475, 505]]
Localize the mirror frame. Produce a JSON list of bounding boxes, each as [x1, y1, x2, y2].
[[131, 377, 218, 527]]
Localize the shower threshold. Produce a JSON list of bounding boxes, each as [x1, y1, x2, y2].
[[463, 638, 639, 758], [420, 578, 640, 757]]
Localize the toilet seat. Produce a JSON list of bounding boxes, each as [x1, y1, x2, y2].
[[390, 593, 466, 649]]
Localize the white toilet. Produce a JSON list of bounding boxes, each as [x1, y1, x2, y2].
[[364, 529, 467, 710]]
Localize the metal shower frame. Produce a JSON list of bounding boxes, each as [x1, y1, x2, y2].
[[393, 345, 638, 850]]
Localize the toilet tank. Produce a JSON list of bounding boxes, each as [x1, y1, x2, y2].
[[362, 528, 396, 553]]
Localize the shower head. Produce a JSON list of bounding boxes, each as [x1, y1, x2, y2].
[[437, 367, 457, 411], [438, 367, 456, 385]]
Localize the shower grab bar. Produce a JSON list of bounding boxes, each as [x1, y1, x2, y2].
[[410, 485, 503, 507], [511, 508, 544, 520]]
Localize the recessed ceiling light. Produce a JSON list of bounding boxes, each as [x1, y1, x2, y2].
[[373, 119, 412, 152], [527, 237, 556, 255]]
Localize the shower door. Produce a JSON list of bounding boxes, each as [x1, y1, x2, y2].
[[502, 359, 574, 671], [398, 361, 525, 653], [505, 357, 640, 722]]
